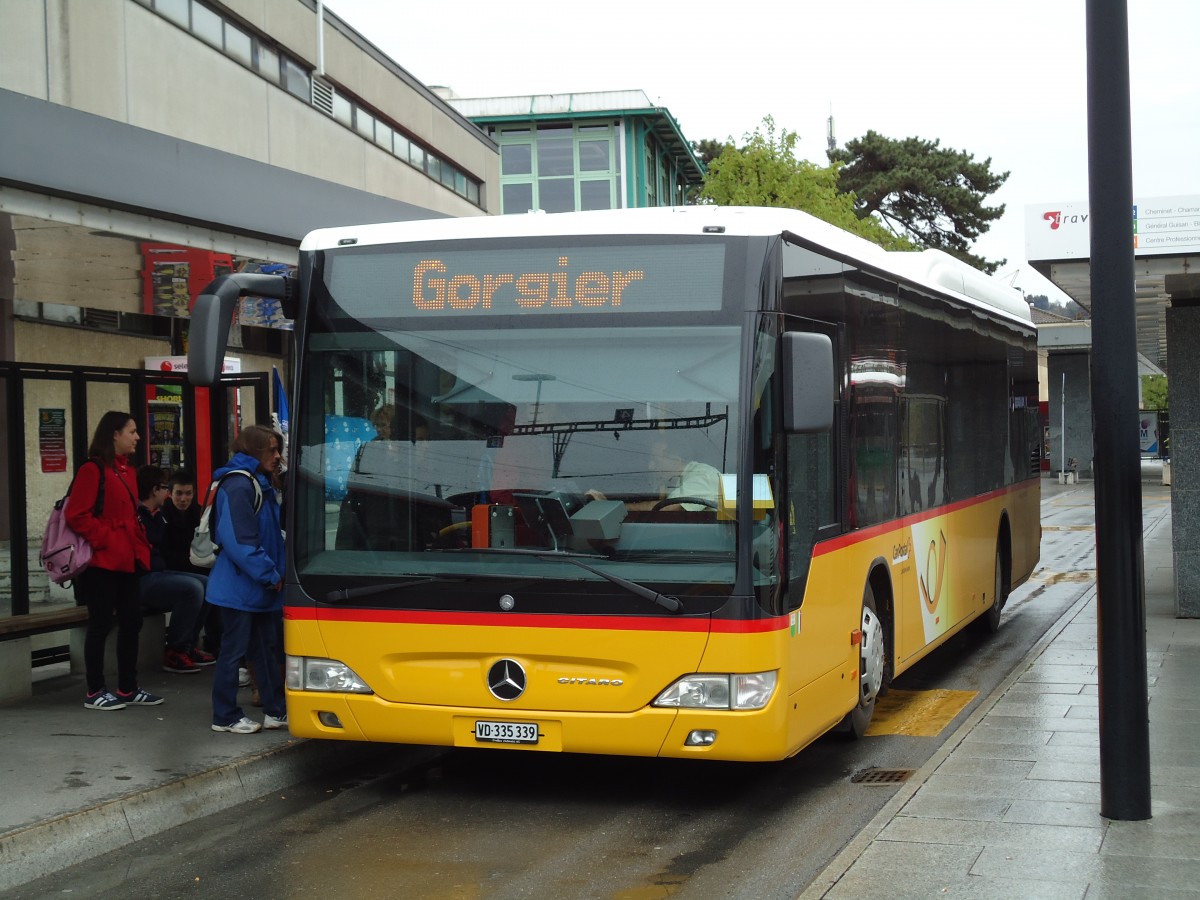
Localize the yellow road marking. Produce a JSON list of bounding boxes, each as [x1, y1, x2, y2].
[[1031, 570, 1095, 584], [865, 688, 977, 737]]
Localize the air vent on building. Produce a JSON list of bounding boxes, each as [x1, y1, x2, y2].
[[83, 308, 120, 331], [311, 78, 335, 117]]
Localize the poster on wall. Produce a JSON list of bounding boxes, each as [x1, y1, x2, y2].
[[148, 402, 182, 469], [140, 244, 234, 317], [1139, 412, 1159, 456], [39, 408, 67, 473]]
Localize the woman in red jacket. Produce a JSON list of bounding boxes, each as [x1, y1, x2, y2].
[[66, 411, 158, 710]]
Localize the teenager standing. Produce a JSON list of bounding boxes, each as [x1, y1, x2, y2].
[[207, 425, 287, 734], [66, 411, 158, 710]]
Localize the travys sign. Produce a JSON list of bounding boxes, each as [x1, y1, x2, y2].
[[1026, 194, 1200, 260]]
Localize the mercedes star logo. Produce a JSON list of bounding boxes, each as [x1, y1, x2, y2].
[[487, 659, 527, 701]]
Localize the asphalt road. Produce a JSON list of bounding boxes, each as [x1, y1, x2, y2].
[[11, 488, 1102, 900]]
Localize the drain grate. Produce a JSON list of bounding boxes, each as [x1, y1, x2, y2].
[[851, 767, 914, 785]]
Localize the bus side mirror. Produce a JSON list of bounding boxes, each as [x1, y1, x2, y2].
[[782, 332, 834, 433], [188, 274, 295, 385]]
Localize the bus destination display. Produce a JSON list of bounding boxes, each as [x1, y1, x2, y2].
[[328, 244, 726, 318]]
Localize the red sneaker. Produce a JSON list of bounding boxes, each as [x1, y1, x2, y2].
[[163, 649, 200, 674], [188, 647, 216, 667]]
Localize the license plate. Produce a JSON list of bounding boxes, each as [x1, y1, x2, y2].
[[475, 720, 539, 745]]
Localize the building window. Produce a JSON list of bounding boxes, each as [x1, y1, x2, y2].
[[155, 0, 189, 29], [644, 144, 657, 207], [579, 140, 610, 172], [354, 108, 375, 140], [501, 144, 532, 176], [538, 178, 574, 213], [394, 133, 411, 163], [254, 43, 279, 84], [536, 126, 574, 176], [503, 183, 533, 214], [494, 121, 617, 214], [190, 2, 223, 49], [580, 180, 612, 211], [333, 92, 353, 127], [282, 56, 310, 101], [375, 122, 394, 153], [224, 22, 253, 67]]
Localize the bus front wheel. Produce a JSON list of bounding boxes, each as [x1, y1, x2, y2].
[[840, 582, 886, 739]]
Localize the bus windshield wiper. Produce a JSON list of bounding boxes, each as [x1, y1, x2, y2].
[[325, 575, 465, 603], [428, 547, 682, 613], [534, 553, 683, 614]]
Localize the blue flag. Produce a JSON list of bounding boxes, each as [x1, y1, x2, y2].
[[272, 366, 289, 440]]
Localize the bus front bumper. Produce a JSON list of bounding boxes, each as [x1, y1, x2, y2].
[[285, 690, 793, 762]]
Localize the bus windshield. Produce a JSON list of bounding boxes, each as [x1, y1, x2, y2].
[[293, 318, 751, 603]]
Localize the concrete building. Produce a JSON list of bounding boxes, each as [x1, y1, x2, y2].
[[441, 89, 705, 214], [2, 0, 498, 377], [0, 0, 501, 699]]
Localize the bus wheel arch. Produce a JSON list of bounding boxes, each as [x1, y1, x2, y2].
[[840, 564, 893, 739], [980, 515, 1013, 634]]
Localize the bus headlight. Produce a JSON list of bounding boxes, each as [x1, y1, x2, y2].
[[286, 656, 374, 694], [652, 672, 777, 710]]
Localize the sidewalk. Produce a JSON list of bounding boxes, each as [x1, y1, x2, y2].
[[804, 471, 1200, 898], [0, 657, 405, 891]]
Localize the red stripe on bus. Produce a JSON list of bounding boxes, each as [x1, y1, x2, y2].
[[813, 480, 1036, 557], [285, 606, 789, 634]]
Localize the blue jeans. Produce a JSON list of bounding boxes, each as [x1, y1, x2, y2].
[[211, 606, 285, 726], [140, 570, 207, 652]]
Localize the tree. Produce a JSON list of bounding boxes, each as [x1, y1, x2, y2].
[[700, 118, 912, 250], [829, 131, 1009, 273], [692, 138, 732, 168], [1142, 374, 1168, 411]]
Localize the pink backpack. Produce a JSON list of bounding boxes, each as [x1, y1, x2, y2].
[[39, 460, 104, 587]]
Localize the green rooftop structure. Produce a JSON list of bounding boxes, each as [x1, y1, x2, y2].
[[440, 89, 705, 214]]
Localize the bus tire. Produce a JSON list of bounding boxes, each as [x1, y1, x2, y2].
[[840, 582, 886, 739], [979, 547, 1006, 634]]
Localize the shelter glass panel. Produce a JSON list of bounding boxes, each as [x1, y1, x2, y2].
[[25, 379, 78, 618]]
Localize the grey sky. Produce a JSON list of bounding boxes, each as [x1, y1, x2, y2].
[[328, 0, 1199, 294]]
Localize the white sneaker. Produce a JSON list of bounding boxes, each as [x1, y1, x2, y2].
[[212, 716, 261, 734], [263, 713, 288, 730], [238, 667, 251, 687]]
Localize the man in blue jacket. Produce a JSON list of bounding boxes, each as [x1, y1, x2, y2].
[[208, 425, 287, 734]]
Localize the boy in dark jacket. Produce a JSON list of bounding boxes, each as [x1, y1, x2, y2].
[[136, 465, 211, 674], [160, 469, 219, 660]]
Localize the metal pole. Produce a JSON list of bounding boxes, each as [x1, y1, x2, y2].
[[1061, 373, 1066, 475], [1086, 0, 1151, 820], [316, 1, 325, 76]]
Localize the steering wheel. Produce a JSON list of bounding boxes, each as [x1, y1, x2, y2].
[[651, 496, 719, 512]]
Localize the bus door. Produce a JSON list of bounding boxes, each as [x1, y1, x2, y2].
[[781, 319, 845, 686]]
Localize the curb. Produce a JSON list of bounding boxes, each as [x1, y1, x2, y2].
[[798, 583, 1099, 900], [0, 738, 403, 892]]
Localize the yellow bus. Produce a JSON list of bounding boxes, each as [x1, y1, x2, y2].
[[189, 206, 1040, 761]]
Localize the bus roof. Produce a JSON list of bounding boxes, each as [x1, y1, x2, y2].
[[302, 206, 1032, 327]]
